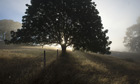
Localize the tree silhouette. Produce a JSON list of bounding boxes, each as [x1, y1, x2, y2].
[[124, 17, 140, 52], [10, 0, 111, 54], [0, 20, 21, 40]]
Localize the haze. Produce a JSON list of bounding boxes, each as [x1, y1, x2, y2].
[[0, 0, 140, 51]]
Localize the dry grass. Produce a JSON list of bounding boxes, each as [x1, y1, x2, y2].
[[71, 51, 140, 84], [0, 46, 140, 84], [0, 46, 57, 84], [111, 51, 140, 64]]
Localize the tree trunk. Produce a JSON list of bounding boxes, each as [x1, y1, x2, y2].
[[61, 44, 66, 55]]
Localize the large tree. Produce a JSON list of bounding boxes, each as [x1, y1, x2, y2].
[[124, 17, 140, 52], [10, 0, 111, 54]]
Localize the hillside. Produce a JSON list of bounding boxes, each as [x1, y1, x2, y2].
[[0, 46, 140, 84], [111, 51, 140, 63]]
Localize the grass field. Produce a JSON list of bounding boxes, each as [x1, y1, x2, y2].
[[111, 51, 140, 63], [0, 45, 140, 84]]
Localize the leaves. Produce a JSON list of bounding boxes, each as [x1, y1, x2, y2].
[[10, 0, 111, 54]]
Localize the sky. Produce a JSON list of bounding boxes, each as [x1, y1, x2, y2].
[[0, 0, 140, 51], [94, 0, 140, 51]]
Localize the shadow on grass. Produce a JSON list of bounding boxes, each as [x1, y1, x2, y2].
[[31, 52, 106, 84], [81, 52, 140, 84], [0, 57, 42, 84], [1, 50, 140, 84]]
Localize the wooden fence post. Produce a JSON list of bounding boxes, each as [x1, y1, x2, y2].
[[44, 50, 46, 68], [57, 49, 58, 60]]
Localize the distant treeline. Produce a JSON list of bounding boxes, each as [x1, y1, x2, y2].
[[0, 19, 21, 41]]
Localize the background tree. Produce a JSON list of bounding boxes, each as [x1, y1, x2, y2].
[[10, 0, 111, 54], [0, 20, 21, 41], [124, 17, 140, 52]]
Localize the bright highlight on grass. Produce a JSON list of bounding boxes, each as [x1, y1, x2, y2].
[[0, 46, 139, 84], [44, 44, 73, 51]]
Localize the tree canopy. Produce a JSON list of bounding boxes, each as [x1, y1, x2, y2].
[[124, 17, 140, 52], [10, 0, 111, 54], [0, 20, 21, 40]]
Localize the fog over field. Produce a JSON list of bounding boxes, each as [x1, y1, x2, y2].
[[94, 0, 140, 51], [1, 0, 140, 51], [0, 0, 140, 84]]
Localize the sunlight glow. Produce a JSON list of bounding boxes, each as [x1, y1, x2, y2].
[[44, 44, 73, 51], [62, 36, 65, 44]]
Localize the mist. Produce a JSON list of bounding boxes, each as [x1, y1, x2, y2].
[[0, 0, 140, 84], [0, 0, 140, 52], [94, 0, 140, 52]]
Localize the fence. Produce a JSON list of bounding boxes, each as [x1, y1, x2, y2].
[[43, 49, 59, 68]]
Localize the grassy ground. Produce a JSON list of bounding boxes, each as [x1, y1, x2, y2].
[[0, 46, 140, 84], [111, 51, 140, 63], [0, 46, 58, 84]]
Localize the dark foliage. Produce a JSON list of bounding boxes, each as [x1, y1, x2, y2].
[[10, 0, 111, 54]]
